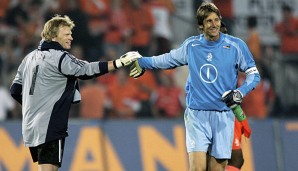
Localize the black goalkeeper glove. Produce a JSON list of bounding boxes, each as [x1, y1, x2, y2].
[[221, 90, 243, 108]]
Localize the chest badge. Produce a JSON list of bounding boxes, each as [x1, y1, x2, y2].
[[207, 52, 213, 62]]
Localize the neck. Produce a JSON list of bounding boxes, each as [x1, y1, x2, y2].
[[204, 34, 220, 41]]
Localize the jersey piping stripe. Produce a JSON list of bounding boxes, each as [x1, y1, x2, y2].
[[59, 139, 61, 163]]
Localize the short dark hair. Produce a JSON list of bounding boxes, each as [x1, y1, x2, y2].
[[196, 2, 221, 28], [220, 21, 228, 34]]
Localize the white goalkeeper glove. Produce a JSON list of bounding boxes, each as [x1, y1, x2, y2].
[[221, 89, 243, 108], [129, 60, 145, 78], [113, 51, 142, 69]]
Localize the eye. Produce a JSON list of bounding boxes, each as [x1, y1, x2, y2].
[[206, 19, 212, 23]]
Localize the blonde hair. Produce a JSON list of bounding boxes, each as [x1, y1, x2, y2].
[[41, 15, 75, 41]]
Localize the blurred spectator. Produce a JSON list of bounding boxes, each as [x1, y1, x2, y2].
[[171, 0, 196, 47], [213, 0, 234, 34], [80, 0, 110, 61], [0, 0, 9, 20], [133, 70, 157, 118], [149, 0, 175, 55], [79, 80, 107, 119], [43, 0, 64, 20], [247, 16, 261, 62], [19, 0, 43, 55], [274, 4, 298, 56], [273, 4, 298, 116], [64, 0, 90, 58], [0, 80, 15, 121], [5, 0, 29, 28], [125, 0, 155, 56], [236, 15, 276, 119], [193, 0, 204, 14], [151, 71, 184, 118], [107, 69, 140, 119], [104, 0, 131, 60], [96, 70, 117, 88]]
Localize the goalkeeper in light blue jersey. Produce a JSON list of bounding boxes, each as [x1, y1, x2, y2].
[[126, 2, 260, 171]]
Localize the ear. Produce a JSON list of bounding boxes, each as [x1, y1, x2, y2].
[[199, 25, 204, 32]]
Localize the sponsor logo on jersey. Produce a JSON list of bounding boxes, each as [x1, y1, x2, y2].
[[191, 43, 200, 47]]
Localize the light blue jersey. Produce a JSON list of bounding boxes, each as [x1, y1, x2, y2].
[[138, 33, 260, 111]]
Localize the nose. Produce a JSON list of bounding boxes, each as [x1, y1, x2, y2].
[[210, 20, 217, 26]]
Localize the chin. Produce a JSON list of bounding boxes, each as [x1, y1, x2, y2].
[[211, 33, 220, 37]]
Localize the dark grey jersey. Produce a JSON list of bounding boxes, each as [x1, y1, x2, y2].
[[11, 41, 108, 147]]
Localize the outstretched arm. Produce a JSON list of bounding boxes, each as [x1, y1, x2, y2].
[[108, 51, 142, 72]]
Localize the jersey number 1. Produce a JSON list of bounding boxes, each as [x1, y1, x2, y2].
[[29, 65, 39, 95]]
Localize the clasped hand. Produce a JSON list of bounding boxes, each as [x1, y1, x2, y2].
[[115, 51, 145, 78], [114, 51, 142, 68], [221, 90, 243, 108]]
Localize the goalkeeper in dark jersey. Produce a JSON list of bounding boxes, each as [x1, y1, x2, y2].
[[10, 15, 140, 171]]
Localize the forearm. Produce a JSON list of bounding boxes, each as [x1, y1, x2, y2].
[[237, 72, 261, 97], [76, 61, 109, 80], [139, 54, 184, 70]]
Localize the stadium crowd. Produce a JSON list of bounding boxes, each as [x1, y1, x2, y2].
[[0, 0, 297, 121]]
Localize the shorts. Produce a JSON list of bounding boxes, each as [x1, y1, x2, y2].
[[184, 108, 234, 159], [29, 138, 65, 167], [232, 119, 243, 150]]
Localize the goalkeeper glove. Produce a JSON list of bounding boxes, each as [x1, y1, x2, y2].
[[222, 90, 246, 121], [113, 51, 142, 69], [221, 90, 243, 108], [129, 60, 145, 78]]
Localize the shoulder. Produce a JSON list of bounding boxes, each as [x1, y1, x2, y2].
[[181, 35, 201, 47], [47, 49, 68, 58], [21, 49, 38, 63], [223, 34, 245, 43], [223, 34, 247, 48]]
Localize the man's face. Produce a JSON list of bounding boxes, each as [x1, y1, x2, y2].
[[202, 12, 221, 41], [53, 26, 73, 49]]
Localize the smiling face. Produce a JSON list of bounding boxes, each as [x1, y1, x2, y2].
[[202, 12, 221, 41], [52, 25, 73, 49]]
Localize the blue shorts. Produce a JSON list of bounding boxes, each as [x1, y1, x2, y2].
[[184, 107, 234, 159]]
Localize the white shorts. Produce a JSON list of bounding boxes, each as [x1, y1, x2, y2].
[[184, 107, 234, 159]]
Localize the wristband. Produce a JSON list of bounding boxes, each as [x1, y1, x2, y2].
[[113, 60, 118, 69], [114, 59, 124, 69]]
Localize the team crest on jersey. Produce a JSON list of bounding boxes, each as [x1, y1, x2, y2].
[[207, 52, 212, 61], [223, 45, 230, 49]]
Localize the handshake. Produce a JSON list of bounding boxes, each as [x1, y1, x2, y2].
[[114, 51, 145, 78]]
